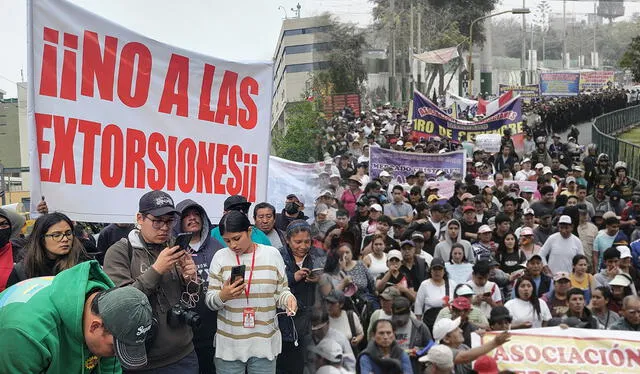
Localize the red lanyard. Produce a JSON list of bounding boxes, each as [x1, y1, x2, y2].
[[236, 245, 257, 303]]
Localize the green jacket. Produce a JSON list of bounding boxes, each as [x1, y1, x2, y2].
[[0, 261, 120, 373]]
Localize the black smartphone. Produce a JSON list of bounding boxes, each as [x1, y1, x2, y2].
[[230, 265, 246, 284], [174, 232, 193, 253]]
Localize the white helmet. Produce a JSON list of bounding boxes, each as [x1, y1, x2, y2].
[[615, 161, 627, 171]]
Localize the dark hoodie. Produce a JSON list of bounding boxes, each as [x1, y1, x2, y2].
[[173, 199, 223, 364], [275, 209, 309, 232]]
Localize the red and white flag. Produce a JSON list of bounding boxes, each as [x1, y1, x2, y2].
[[478, 91, 515, 116]]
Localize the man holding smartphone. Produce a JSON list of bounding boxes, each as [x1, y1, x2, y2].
[[104, 191, 199, 373]]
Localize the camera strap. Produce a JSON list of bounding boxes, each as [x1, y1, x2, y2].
[[236, 245, 257, 304]]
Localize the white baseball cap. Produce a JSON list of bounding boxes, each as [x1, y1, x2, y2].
[[433, 317, 461, 342], [535, 163, 544, 169], [310, 339, 343, 364], [387, 250, 403, 261], [370, 204, 383, 212], [418, 344, 454, 368], [617, 246, 632, 259], [558, 215, 572, 225], [542, 166, 552, 174], [478, 225, 492, 234], [379, 171, 392, 178]]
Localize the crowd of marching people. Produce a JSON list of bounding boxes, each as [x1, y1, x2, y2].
[[2, 90, 640, 374]]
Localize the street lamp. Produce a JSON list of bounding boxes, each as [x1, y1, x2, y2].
[[467, 7, 530, 97]]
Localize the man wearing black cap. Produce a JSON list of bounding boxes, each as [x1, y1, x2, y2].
[[276, 194, 309, 232], [0, 261, 153, 373], [391, 296, 431, 374], [211, 195, 271, 247], [104, 190, 199, 372]]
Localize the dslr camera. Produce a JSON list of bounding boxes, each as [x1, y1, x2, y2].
[[167, 300, 201, 328]]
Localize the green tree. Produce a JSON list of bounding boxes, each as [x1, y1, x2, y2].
[[272, 100, 324, 162], [326, 19, 368, 94], [620, 36, 640, 82]]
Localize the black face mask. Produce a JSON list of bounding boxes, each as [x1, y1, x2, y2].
[[284, 202, 299, 215], [0, 227, 11, 248]]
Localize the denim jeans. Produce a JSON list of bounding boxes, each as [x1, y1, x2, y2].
[[214, 356, 276, 374], [124, 350, 199, 374]]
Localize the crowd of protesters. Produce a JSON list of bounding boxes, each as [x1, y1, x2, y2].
[[2, 89, 640, 374]]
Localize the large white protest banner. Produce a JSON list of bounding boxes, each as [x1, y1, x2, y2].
[[28, 0, 272, 222], [474, 327, 640, 374], [267, 156, 324, 219]]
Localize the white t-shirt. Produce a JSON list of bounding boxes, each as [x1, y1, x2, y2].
[[329, 311, 363, 340], [539, 233, 584, 274], [467, 280, 503, 318], [414, 279, 457, 316], [505, 298, 552, 328]]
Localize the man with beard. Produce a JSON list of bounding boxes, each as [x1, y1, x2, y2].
[[174, 199, 224, 374]]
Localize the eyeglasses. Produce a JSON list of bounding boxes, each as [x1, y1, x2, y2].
[[44, 230, 74, 242], [0, 221, 9, 229], [144, 215, 177, 230]]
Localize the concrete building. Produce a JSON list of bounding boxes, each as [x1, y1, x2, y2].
[[0, 94, 20, 169], [271, 15, 331, 136]]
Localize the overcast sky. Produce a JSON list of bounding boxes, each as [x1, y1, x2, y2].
[[0, 0, 637, 97]]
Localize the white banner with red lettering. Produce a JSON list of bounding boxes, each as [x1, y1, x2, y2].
[[27, 0, 271, 222], [473, 327, 640, 374]]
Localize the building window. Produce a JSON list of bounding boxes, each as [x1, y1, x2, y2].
[[0, 123, 6, 126], [284, 61, 330, 74], [283, 42, 331, 55]]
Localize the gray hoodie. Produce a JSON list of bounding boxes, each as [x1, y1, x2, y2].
[[433, 219, 474, 263]]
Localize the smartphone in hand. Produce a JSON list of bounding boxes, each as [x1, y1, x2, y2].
[[174, 232, 193, 253], [230, 264, 246, 284]]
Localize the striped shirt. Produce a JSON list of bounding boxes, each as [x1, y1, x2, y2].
[[206, 244, 294, 362]]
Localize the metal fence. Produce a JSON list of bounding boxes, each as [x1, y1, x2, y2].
[[592, 105, 640, 179]]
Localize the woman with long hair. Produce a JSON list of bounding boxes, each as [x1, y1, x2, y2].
[[570, 254, 596, 305], [589, 286, 621, 329], [362, 234, 388, 279], [206, 211, 297, 373], [496, 232, 526, 275], [6, 212, 89, 286], [505, 276, 552, 329], [414, 258, 457, 332], [448, 244, 469, 265]]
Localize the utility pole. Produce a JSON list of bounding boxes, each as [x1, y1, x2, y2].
[[409, 2, 414, 99], [562, 0, 567, 68], [291, 3, 301, 18], [390, 0, 396, 103], [417, 10, 422, 93], [521, 0, 526, 84], [592, 0, 598, 67]]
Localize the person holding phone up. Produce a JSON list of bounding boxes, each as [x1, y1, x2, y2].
[[206, 210, 297, 374]]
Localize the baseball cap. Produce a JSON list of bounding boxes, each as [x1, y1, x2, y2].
[[400, 240, 416, 248], [286, 194, 305, 206], [558, 215, 572, 225], [433, 317, 461, 342], [392, 296, 411, 314], [522, 158, 531, 164], [553, 272, 571, 282], [98, 287, 153, 370], [380, 286, 401, 300], [523, 208, 535, 216], [310, 339, 343, 364], [535, 163, 544, 169], [138, 191, 178, 217], [411, 232, 425, 241], [224, 195, 252, 212], [478, 225, 492, 234], [542, 166, 552, 174], [427, 195, 441, 203], [617, 246, 632, 259], [463, 205, 476, 212], [473, 355, 499, 374], [603, 211, 621, 220], [489, 306, 512, 324], [379, 170, 392, 178], [610, 273, 632, 287], [451, 297, 472, 310], [455, 284, 475, 297], [520, 227, 534, 236], [418, 344, 454, 368], [460, 193, 474, 201], [527, 254, 543, 263], [370, 204, 383, 212], [430, 257, 445, 269], [388, 249, 403, 261], [325, 290, 345, 304], [566, 176, 576, 184]]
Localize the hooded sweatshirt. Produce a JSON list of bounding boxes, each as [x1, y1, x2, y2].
[[173, 199, 223, 350], [433, 219, 474, 263], [0, 209, 14, 291], [0, 261, 119, 373]]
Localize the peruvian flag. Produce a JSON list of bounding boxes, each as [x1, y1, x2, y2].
[[478, 91, 515, 116]]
